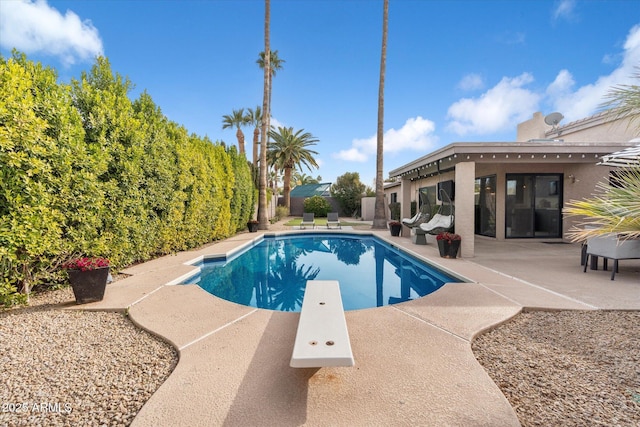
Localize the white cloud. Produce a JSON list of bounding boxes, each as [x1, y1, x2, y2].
[[333, 116, 438, 162], [457, 73, 484, 91], [548, 24, 640, 121], [0, 0, 103, 66], [545, 69, 574, 98], [552, 0, 577, 21], [446, 73, 541, 136]]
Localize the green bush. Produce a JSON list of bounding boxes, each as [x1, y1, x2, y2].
[[0, 52, 255, 306], [303, 196, 331, 217], [275, 206, 289, 221]]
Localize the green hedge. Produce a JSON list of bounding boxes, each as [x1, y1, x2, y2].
[[0, 53, 255, 306]]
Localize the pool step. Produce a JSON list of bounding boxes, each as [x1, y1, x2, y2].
[[290, 280, 355, 368]]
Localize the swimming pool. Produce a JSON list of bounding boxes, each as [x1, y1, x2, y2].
[[182, 233, 462, 312]]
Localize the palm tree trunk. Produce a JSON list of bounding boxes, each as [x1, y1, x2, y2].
[[253, 127, 259, 166], [258, 0, 271, 229], [283, 166, 292, 212], [236, 128, 245, 154], [373, 0, 389, 229]]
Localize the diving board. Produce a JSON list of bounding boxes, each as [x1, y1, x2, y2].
[[290, 280, 354, 368]]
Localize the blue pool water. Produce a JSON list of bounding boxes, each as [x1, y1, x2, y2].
[[182, 233, 461, 312]]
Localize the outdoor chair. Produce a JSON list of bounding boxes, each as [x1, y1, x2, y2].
[[402, 194, 431, 228], [300, 212, 315, 229], [418, 188, 454, 235], [327, 212, 341, 229], [583, 234, 640, 280]]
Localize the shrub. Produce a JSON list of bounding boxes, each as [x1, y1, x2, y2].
[[303, 196, 331, 217], [275, 206, 289, 221], [0, 52, 256, 305]]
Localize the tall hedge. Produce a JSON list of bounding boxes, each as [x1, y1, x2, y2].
[[0, 53, 255, 306]]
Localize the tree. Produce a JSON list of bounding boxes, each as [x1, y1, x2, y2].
[[372, 0, 389, 229], [258, 0, 271, 229], [564, 69, 640, 241], [267, 126, 319, 211], [293, 171, 320, 186], [564, 168, 640, 241], [222, 108, 248, 155], [257, 49, 285, 118], [331, 172, 366, 217], [601, 66, 640, 131], [246, 105, 262, 166]]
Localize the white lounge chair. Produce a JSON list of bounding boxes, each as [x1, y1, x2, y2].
[[419, 213, 454, 234], [402, 193, 431, 228], [327, 212, 341, 229], [417, 188, 454, 235], [300, 212, 315, 229]]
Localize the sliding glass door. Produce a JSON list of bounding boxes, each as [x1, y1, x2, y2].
[[475, 176, 496, 237], [506, 174, 562, 238]]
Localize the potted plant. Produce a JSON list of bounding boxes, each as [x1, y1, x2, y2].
[[436, 232, 461, 258], [247, 219, 259, 232], [389, 221, 402, 236], [62, 257, 110, 304]]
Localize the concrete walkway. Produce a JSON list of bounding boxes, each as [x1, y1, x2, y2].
[[72, 222, 640, 426]]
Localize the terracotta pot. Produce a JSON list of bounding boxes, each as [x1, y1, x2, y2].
[[68, 267, 109, 304]]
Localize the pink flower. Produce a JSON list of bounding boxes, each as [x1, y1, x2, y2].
[[62, 257, 110, 271]]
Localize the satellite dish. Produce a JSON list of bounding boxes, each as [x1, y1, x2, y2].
[[544, 112, 564, 127]]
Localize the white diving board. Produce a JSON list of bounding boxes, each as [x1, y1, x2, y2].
[[290, 280, 354, 368]]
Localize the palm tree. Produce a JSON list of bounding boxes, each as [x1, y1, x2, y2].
[[258, 0, 271, 230], [372, 0, 389, 229], [601, 66, 640, 129], [267, 126, 319, 211], [257, 49, 285, 117], [246, 106, 262, 166], [222, 108, 249, 154], [293, 171, 320, 186], [564, 69, 640, 241], [564, 167, 640, 241]]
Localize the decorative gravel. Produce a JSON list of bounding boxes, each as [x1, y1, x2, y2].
[[3, 287, 639, 426], [472, 310, 640, 426], [0, 287, 178, 427]]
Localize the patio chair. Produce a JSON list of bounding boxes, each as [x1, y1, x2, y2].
[[327, 212, 341, 229], [300, 212, 315, 229], [418, 188, 454, 235], [402, 194, 431, 228], [583, 234, 640, 280]]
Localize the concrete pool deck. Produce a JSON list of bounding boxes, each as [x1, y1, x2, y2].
[[73, 221, 640, 426]]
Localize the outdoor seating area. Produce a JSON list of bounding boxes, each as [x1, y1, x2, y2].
[[326, 212, 341, 229], [300, 212, 315, 229], [583, 234, 640, 280]]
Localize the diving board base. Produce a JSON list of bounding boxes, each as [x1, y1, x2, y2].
[[290, 280, 354, 368]]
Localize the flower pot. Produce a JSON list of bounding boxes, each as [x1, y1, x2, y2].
[[247, 222, 259, 232], [437, 239, 460, 258], [68, 267, 109, 304], [389, 223, 402, 236]]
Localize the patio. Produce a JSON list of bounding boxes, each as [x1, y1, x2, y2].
[[73, 223, 640, 426]]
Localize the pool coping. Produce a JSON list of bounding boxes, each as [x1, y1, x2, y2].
[[66, 226, 640, 426]]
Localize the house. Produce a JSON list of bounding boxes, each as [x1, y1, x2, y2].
[[386, 111, 638, 258]]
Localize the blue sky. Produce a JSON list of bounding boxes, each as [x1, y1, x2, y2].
[[1, 0, 639, 186]]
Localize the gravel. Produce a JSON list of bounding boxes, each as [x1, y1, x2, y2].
[[2, 288, 638, 426], [0, 287, 178, 427], [472, 310, 640, 426]]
